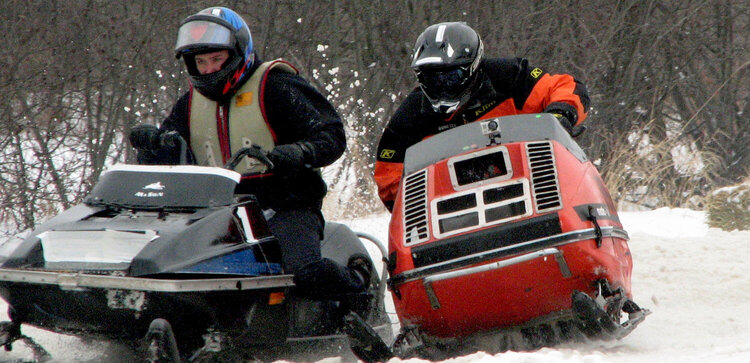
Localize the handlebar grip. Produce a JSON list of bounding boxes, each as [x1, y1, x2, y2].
[[222, 145, 275, 171], [160, 131, 182, 148]]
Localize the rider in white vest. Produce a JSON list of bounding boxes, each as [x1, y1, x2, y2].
[[128, 7, 370, 313]]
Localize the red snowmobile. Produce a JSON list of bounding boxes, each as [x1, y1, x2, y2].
[[386, 113, 649, 359]]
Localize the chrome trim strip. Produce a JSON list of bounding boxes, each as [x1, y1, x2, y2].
[[425, 248, 566, 284], [554, 250, 573, 278], [422, 248, 570, 309], [0, 269, 294, 292], [390, 226, 628, 287], [356, 231, 391, 302]]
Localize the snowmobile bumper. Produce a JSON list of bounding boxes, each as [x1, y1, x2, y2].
[[0, 269, 296, 346], [389, 226, 628, 291], [0, 268, 294, 292], [387, 225, 634, 340]]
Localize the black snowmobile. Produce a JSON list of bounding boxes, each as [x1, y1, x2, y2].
[[0, 144, 392, 362]]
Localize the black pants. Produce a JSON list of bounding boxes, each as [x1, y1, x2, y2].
[[267, 208, 364, 299]]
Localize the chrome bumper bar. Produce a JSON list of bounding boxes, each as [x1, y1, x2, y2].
[[0, 268, 294, 292], [390, 226, 628, 290], [421, 247, 571, 309]]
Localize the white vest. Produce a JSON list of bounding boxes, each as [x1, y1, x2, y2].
[[189, 60, 298, 174]]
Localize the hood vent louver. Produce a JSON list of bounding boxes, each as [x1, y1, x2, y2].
[[526, 141, 562, 213], [403, 169, 430, 245]]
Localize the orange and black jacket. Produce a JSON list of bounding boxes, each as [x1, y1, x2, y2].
[[374, 57, 590, 210]]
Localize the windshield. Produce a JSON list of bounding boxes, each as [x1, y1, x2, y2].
[[403, 113, 587, 175], [86, 165, 240, 209]]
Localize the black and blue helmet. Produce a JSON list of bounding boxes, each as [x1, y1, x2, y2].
[[411, 22, 484, 113], [175, 7, 255, 100]]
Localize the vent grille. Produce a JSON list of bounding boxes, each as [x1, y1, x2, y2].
[[526, 141, 562, 213], [403, 169, 429, 245], [430, 180, 531, 238]]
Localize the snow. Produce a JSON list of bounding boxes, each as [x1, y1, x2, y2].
[[3, 208, 750, 362]]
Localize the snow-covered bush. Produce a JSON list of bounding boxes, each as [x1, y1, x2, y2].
[[706, 182, 750, 231]]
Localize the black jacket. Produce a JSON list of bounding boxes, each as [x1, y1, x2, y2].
[[145, 63, 346, 211]]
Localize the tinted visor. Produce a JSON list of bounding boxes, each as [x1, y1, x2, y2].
[[416, 65, 471, 100], [175, 20, 234, 57]]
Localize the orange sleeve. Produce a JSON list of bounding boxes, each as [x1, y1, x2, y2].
[[522, 73, 588, 125], [373, 160, 404, 208]]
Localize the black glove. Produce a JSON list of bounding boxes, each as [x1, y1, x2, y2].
[[544, 108, 574, 134], [129, 124, 161, 151], [267, 143, 307, 174]]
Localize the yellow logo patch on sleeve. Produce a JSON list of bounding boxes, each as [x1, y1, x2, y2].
[[379, 149, 396, 159], [530, 67, 543, 79], [235, 91, 254, 107]]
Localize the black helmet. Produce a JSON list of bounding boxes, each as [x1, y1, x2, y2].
[[411, 22, 484, 113], [174, 7, 254, 100]]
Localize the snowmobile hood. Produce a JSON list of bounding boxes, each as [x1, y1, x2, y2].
[[0, 164, 281, 276], [403, 113, 587, 176]]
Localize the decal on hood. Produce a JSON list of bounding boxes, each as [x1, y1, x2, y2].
[[135, 181, 165, 198]]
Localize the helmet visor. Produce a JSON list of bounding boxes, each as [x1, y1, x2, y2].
[[175, 20, 234, 57], [416, 65, 471, 100]]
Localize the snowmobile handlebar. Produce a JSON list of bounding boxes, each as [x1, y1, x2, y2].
[[223, 145, 275, 171], [157, 132, 274, 171], [160, 131, 189, 165]]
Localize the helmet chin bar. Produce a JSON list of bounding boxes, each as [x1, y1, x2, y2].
[[189, 55, 243, 101], [423, 67, 483, 114], [432, 100, 461, 114], [420, 82, 464, 114], [423, 82, 475, 114]]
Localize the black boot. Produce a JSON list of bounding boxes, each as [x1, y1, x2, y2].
[[343, 254, 376, 318], [348, 253, 374, 289]]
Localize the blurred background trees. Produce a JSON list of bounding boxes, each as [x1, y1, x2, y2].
[[1, 0, 748, 233]]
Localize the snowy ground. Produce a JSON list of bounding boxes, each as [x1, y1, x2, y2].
[[2, 208, 750, 362]]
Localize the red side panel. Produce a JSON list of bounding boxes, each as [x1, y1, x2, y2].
[[388, 140, 632, 338]]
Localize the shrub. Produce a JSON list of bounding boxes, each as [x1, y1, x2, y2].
[[706, 182, 750, 231]]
